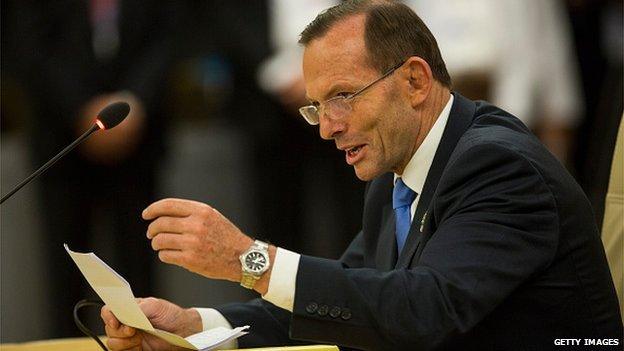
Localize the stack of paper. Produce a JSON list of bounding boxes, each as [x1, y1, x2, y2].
[[65, 244, 249, 350]]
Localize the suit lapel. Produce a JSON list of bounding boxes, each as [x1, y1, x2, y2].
[[396, 93, 476, 268], [376, 202, 397, 270]]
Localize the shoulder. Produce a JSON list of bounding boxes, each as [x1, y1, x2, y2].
[[463, 102, 535, 149], [450, 101, 553, 174], [438, 103, 564, 205]]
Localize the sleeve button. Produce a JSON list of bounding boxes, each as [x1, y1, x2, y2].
[[329, 306, 341, 318], [340, 308, 352, 320], [305, 302, 318, 314], [317, 304, 329, 316]]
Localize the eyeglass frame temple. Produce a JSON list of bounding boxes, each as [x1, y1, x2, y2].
[[300, 60, 406, 124], [344, 60, 406, 102]]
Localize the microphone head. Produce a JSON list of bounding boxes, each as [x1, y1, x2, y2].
[[95, 102, 130, 129]]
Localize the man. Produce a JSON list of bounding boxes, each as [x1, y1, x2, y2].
[[102, 1, 623, 350]]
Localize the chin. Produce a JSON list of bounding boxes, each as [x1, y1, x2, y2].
[[353, 163, 383, 182]]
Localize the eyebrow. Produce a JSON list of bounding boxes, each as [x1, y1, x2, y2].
[[306, 82, 355, 105]]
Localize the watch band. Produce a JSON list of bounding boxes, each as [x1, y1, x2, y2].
[[252, 240, 269, 251], [240, 273, 260, 289]]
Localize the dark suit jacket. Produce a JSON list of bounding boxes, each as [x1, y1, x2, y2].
[[219, 93, 623, 350]]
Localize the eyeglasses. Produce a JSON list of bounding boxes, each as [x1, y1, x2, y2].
[[299, 60, 405, 125]]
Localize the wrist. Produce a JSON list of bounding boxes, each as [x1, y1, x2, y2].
[[253, 245, 276, 296]]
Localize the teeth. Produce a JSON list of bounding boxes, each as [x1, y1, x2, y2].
[[348, 146, 362, 155]]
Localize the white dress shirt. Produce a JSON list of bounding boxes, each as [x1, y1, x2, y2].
[[196, 95, 454, 348]]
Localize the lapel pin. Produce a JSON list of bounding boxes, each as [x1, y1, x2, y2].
[[420, 211, 428, 232]]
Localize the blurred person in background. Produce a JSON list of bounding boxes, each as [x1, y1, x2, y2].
[[567, 0, 623, 225], [2, 0, 179, 337], [409, 0, 583, 166]]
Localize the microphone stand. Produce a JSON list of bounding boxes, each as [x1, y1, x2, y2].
[[0, 124, 100, 204]]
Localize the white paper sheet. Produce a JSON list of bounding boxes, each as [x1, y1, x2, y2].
[[65, 244, 249, 350]]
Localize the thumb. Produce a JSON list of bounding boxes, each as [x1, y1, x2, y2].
[[138, 297, 162, 318], [139, 297, 179, 328]]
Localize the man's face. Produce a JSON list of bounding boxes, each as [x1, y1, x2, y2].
[[302, 15, 420, 181]]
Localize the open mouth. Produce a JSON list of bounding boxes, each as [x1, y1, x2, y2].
[[345, 144, 366, 165], [347, 145, 363, 157]]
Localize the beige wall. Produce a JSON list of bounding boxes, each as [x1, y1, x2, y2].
[[602, 114, 624, 321]]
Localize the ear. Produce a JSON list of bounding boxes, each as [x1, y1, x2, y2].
[[400, 57, 433, 108]]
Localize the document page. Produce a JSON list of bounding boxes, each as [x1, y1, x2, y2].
[[65, 244, 249, 350]]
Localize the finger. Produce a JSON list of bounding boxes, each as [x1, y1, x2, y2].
[[137, 296, 158, 308], [106, 333, 142, 351], [151, 233, 190, 251], [158, 250, 186, 266], [143, 198, 208, 220], [101, 306, 120, 329], [146, 216, 187, 239], [105, 324, 137, 338]]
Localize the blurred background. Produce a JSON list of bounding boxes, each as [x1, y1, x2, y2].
[[0, 0, 621, 342]]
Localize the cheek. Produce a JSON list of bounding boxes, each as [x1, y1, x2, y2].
[[375, 109, 409, 163], [356, 102, 385, 141], [357, 92, 407, 162]]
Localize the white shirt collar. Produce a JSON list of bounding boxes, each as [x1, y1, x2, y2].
[[394, 94, 454, 194]]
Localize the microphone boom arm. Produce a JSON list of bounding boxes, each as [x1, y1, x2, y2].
[[0, 124, 100, 204]]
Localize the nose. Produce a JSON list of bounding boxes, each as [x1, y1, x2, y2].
[[319, 114, 346, 140]]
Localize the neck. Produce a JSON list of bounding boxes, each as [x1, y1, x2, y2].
[[418, 85, 451, 144], [397, 85, 450, 175]]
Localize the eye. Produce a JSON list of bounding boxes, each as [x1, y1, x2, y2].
[[335, 92, 351, 98]]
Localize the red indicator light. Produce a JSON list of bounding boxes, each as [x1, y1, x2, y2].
[[95, 119, 105, 130]]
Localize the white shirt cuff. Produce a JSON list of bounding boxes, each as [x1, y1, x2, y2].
[[193, 308, 237, 350], [262, 247, 300, 312]]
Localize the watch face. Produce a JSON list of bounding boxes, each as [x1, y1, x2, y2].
[[244, 251, 267, 273]]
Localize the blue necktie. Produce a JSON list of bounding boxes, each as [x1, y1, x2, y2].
[[393, 178, 417, 254]]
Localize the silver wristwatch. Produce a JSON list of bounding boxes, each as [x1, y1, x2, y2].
[[239, 240, 270, 289]]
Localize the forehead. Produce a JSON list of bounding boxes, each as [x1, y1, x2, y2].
[[302, 14, 378, 100]]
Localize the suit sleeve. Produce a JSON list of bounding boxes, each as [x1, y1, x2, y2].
[[289, 143, 559, 350], [215, 180, 372, 347], [338, 180, 375, 268], [339, 230, 366, 268], [215, 298, 303, 348], [216, 230, 367, 348]]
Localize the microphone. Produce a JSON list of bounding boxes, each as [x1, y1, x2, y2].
[[0, 101, 131, 204]]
